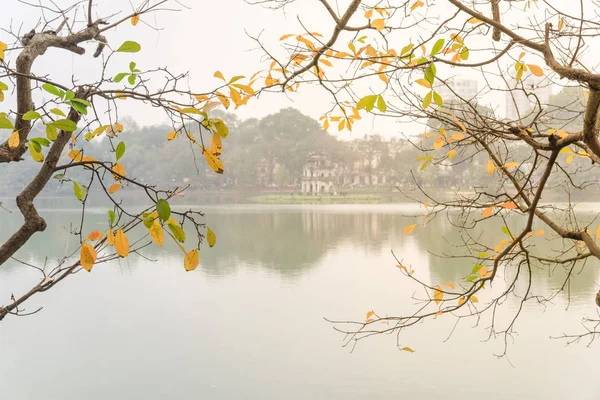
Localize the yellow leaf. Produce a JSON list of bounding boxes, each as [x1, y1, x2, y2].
[[114, 227, 129, 257], [534, 229, 545, 236], [447, 149, 457, 159], [402, 347, 415, 353], [107, 228, 115, 245], [482, 206, 494, 219], [556, 130, 568, 138], [468, 17, 482, 24], [216, 91, 231, 109], [29, 146, 44, 162], [230, 88, 242, 107], [86, 230, 103, 241], [202, 147, 224, 174], [206, 227, 216, 247], [279, 34, 294, 41], [487, 160, 495, 175], [410, 0, 424, 12], [558, 18, 565, 31], [0, 40, 6, 60], [371, 18, 385, 31], [433, 285, 443, 304], [184, 248, 199, 271], [378, 73, 389, 84], [365, 9, 373, 18], [501, 202, 517, 210], [518, 51, 526, 60], [470, 295, 479, 303], [527, 64, 544, 77], [596, 225, 600, 240], [211, 132, 222, 155], [442, 282, 455, 289], [108, 183, 122, 194], [131, 14, 140, 26], [404, 224, 417, 234], [566, 153, 574, 165], [450, 133, 465, 140], [214, 71, 225, 81], [478, 266, 487, 277], [458, 296, 465, 306], [167, 131, 177, 141], [415, 79, 431, 88], [433, 137, 445, 150], [503, 162, 520, 169], [114, 122, 124, 133], [112, 163, 125, 180], [148, 220, 164, 247], [8, 131, 19, 149], [80, 243, 97, 272], [68, 149, 83, 162]]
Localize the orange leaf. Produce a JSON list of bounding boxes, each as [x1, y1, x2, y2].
[[410, 0, 424, 12], [596, 224, 600, 240], [470, 295, 479, 303], [366, 310, 374, 319], [442, 282, 455, 289], [184, 248, 199, 271], [68, 149, 83, 162], [371, 19, 385, 31], [487, 160, 495, 175], [534, 229, 545, 236], [433, 285, 443, 304], [131, 14, 140, 26], [527, 64, 543, 77], [503, 162, 520, 169], [482, 206, 494, 219], [107, 228, 115, 246], [214, 71, 225, 81], [458, 296, 465, 306], [397, 264, 408, 272], [112, 163, 125, 180], [86, 230, 103, 241], [167, 131, 177, 141], [108, 183, 122, 194], [501, 202, 517, 210], [402, 347, 415, 353], [404, 224, 417, 234], [365, 9, 373, 18], [433, 137, 445, 150]]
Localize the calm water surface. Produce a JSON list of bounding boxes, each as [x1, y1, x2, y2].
[[0, 202, 599, 399]]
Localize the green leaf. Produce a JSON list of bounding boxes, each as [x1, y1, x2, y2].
[[433, 91, 443, 107], [376, 95, 387, 113], [460, 48, 469, 60], [501, 226, 511, 236], [70, 102, 87, 115], [46, 125, 58, 141], [53, 173, 65, 180], [70, 98, 91, 106], [356, 94, 378, 112], [168, 223, 186, 243], [108, 210, 116, 226], [129, 62, 137, 72], [422, 91, 433, 108], [156, 199, 171, 222], [30, 137, 50, 147], [49, 119, 77, 132], [128, 74, 136, 85], [0, 81, 8, 91], [478, 252, 489, 258], [430, 38, 445, 56], [214, 119, 229, 138], [115, 141, 126, 161], [73, 181, 85, 201], [50, 108, 66, 117], [0, 114, 14, 129], [64, 91, 75, 101], [228, 75, 245, 84], [29, 139, 41, 152], [116, 41, 141, 53], [42, 83, 64, 98], [142, 213, 155, 229], [466, 275, 477, 282], [114, 72, 128, 83], [425, 64, 437, 84], [22, 111, 41, 120], [471, 264, 484, 274], [400, 43, 414, 56]]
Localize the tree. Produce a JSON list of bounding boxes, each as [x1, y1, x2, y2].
[[0, 1, 255, 320], [249, 0, 600, 351]]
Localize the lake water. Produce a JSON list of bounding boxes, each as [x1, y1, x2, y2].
[[1, 203, 599, 399]]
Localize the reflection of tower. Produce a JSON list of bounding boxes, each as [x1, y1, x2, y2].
[[505, 76, 552, 119], [433, 77, 479, 102]]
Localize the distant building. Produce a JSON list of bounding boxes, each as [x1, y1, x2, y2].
[[301, 153, 337, 195], [505, 76, 552, 119], [434, 77, 479, 102]]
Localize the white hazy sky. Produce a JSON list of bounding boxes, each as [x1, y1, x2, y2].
[[0, 0, 583, 139]]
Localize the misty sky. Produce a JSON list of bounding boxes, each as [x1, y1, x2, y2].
[[0, 0, 584, 139]]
